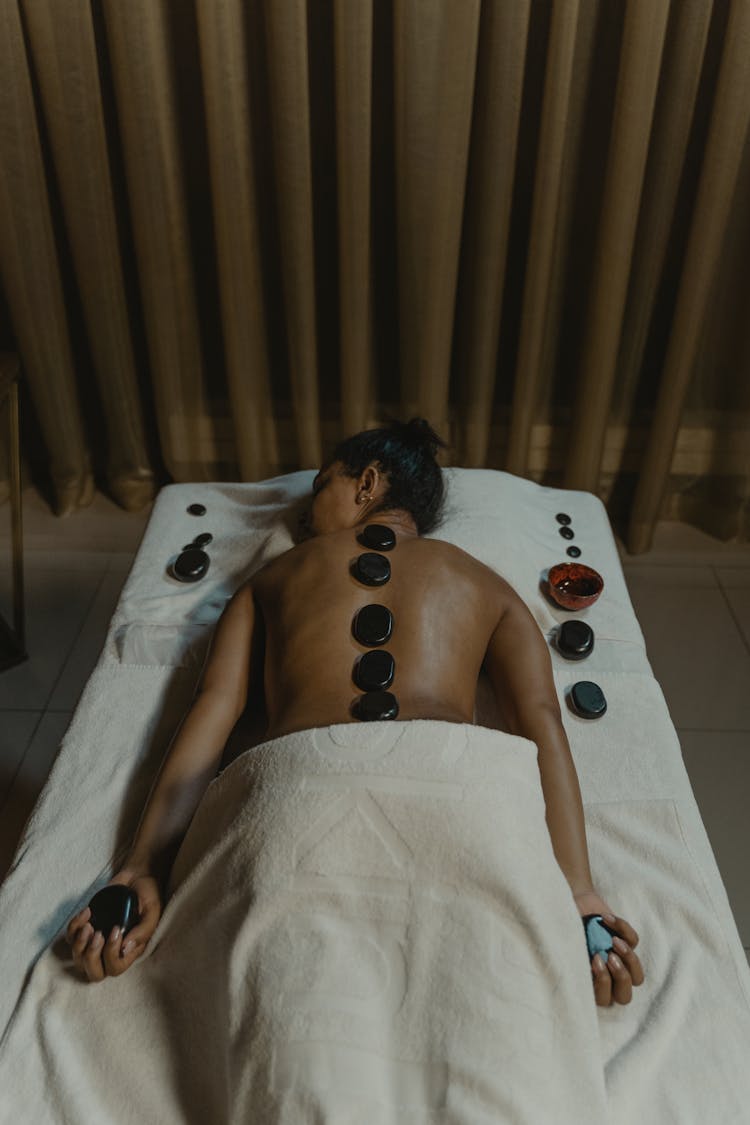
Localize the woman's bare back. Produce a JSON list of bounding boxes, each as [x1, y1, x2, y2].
[[251, 528, 512, 739]]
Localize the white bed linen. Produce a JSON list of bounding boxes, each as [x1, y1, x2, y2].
[[0, 468, 748, 1123]]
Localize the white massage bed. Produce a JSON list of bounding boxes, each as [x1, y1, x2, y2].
[[0, 468, 749, 1123]]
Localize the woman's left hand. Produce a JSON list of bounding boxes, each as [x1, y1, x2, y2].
[[573, 889, 646, 1007]]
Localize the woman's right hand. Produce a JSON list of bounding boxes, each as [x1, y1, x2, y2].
[[65, 867, 163, 983]]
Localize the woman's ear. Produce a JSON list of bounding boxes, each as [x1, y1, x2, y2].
[[361, 463, 382, 496]]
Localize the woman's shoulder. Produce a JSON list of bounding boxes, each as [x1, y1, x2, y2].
[[419, 536, 522, 596]]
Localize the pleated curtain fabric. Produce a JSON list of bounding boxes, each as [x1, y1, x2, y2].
[[0, 0, 748, 551]]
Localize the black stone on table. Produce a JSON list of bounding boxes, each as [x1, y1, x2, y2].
[[559, 526, 575, 540], [566, 545, 581, 557], [569, 680, 607, 719], [182, 532, 213, 550], [557, 620, 594, 661], [172, 547, 210, 582], [556, 513, 571, 525]]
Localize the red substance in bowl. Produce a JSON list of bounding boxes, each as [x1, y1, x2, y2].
[[547, 563, 604, 610]]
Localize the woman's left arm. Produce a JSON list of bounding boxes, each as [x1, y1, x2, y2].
[[483, 584, 646, 1006]]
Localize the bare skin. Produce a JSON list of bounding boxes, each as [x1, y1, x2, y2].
[[256, 523, 503, 739], [66, 459, 644, 1007]]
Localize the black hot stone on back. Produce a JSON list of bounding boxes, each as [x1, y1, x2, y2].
[[357, 524, 396, 551], [354, 649, 395, 691], [356, 690, 399, 721], [353, 552, 391, 586], [353, 604, 393, 646]]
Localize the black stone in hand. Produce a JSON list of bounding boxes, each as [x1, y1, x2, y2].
[[88, 885, 140, 938]]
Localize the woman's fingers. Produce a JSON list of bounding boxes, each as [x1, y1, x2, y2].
[[592, 954, 612, 1006], [101, 926, 135, 976], [612, 937, 645, 987], [69, 924, 105, 983], [116, 938, 145, 971], [69, 921, 143, 981], [592, 951, 632, 1006], [100, 914, 155, 976], [71, 921, 94, 961], [121, 880, 162, 950], [592, 944, 645, 1006], [65, 906, 91, 945], [123, 906, 158, 950], [81, 931, 106, 982], [607, 914, 639, 949], [604, 951, 632, 1005]]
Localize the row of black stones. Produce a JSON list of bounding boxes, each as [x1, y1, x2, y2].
[[556, 512, 581, 558], [351, 524, 399, 721]]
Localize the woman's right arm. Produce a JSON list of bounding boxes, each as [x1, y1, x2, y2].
[[66, 582, 260, 981]]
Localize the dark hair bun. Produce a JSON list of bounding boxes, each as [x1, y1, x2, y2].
[[391, 417, 447, 456], [330, 417, 448, 533]]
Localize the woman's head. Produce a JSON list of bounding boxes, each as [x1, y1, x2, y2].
[[309, 418, 448, 537]]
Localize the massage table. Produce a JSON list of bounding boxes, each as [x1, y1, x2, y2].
[[0, 468, 748, 1123]]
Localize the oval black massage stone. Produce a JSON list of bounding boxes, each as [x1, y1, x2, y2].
[[567, 545, 582, 558], [88, 885, 140, 938], [354, 552, 391, 587], [354, 649, 395, 691], [187, 503, 206, 516], [557, 620, 594, 661], [173, 547, 210, 582], [357, 524, 397, 551], [556, 512, 572, 525], [559, 526, 575, 540], [183, 532, 213, 550], [353, 604, 393, 647], [356, 690, 400, 721], [569, 680, 607, 719]]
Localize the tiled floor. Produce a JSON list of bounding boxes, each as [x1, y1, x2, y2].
[[1, 488, 749, 970], [616, 525, 750, 970]]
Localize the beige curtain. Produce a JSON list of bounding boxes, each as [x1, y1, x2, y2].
[[0, 0, 749, 552]]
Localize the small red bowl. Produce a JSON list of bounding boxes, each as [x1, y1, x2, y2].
[[547, 563, 604, 610]]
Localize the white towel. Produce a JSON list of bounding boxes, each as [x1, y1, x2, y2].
[[0, 720, 608, 1124]]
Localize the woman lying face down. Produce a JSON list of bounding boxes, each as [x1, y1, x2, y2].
[[65, 417, 644, 1007]]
